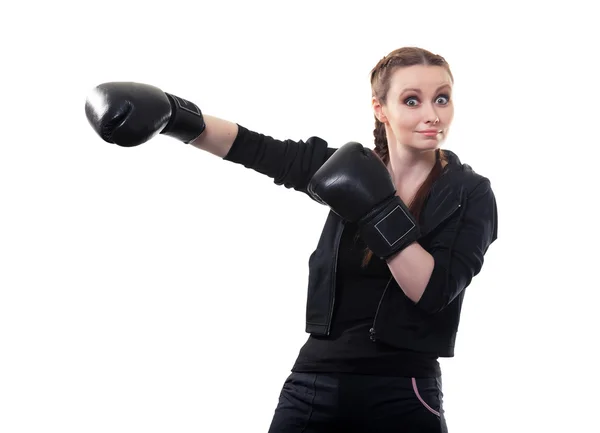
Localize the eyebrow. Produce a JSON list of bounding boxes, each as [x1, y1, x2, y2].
[[400, 84, 452, 95]]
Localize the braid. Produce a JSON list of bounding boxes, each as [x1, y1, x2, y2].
[[373, 118, 389, 165], [358, 118, 389, 266]]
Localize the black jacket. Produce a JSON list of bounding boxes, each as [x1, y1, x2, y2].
[[224, 125, 498, 358]]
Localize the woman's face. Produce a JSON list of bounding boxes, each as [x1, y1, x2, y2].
[[373, 65, 454, 154]]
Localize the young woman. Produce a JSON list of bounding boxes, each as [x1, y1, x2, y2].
[[85, 46, 498, 433]]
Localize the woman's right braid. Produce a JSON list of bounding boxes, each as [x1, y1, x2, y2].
[[373, 119, 389, 165]]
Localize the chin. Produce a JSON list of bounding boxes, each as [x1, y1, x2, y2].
[[412, 142, 442, 153]]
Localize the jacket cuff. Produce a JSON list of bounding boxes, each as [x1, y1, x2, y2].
[[415, 262, 447, 314], [222, 124, 251, 164]]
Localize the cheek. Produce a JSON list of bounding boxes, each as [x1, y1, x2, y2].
[[386, 105, 420, 132], [443, 105, 455, 122], [395, 110, 420, 130]]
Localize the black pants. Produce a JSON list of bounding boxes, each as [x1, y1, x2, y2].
[[268, 372, 448, 433]]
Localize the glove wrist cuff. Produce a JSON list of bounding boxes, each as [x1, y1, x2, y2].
[[162, 93, 206, 143], [358, 195, 420, 259]]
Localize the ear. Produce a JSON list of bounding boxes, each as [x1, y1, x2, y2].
[[372, 97, 388, 123]]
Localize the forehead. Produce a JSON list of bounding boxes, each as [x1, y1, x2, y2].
[[388, 65, 452, 93]]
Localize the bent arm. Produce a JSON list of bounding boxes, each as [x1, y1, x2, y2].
[[387, 179, 498, 314], [414, 179, 498, 314]]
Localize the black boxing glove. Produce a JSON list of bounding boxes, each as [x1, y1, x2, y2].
[[85, 82, 205, 147], [308, 142, 420, 259]]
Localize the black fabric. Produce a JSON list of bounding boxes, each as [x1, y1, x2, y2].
[[292, 222, 441, 378], [268, 372, 448, 433], [223, 125, 498, 358]]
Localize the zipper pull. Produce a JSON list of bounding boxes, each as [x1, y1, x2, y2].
[[369, 327, 377, 342]]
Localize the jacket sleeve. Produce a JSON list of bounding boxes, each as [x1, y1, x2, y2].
[[415, 178, 498, 314], [222, 124, 337, 196]]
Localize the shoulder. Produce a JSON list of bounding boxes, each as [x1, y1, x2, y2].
[[439, 149, 494, 196], [432, 149, 498, 244]]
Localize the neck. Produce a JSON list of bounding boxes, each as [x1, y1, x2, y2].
[[386, 148, 438, 193]]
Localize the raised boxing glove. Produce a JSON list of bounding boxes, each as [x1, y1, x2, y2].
[[85, 82, 205, 147], [307, 142, 420, 259]]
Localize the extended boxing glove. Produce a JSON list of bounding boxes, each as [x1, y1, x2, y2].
[[85, 82, 205, 147], [307, 142, 420, 259]]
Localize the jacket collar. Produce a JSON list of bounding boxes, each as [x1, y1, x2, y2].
[[441, 149, 463, 173], [419, 149, 467, 236]]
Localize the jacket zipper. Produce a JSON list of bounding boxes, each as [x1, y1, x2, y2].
[[370, 276, 394, 342], [369, 200, 463, 342], [326, 221, 345, 336]]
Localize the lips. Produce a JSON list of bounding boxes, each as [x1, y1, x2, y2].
[[418, 130, 441, 136]]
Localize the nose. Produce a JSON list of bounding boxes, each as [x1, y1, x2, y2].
[[424, 104, 439, 124]]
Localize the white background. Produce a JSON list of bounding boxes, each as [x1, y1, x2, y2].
[[1, 0, 599, 432]]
